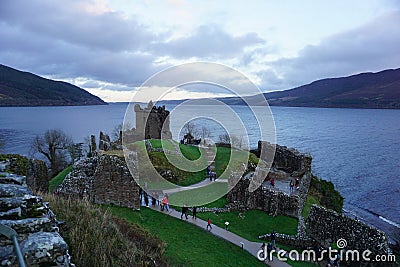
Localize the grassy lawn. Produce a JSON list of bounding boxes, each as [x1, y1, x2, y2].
[[204, 196, 228, 208], [214, 146, 258, 178], [48, 165, 72, 193], [107, 206, 265, 267], [149, 139, 202, 160], [197, 209, 298, 242], [301, 195, 320, 219], [168, 182, 228, 206]]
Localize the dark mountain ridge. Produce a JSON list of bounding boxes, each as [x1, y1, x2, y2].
[[261, 68, 400, 109], [0, 64, 106, 106]]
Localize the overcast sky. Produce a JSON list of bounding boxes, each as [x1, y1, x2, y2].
[[1, 0, 399, 102]]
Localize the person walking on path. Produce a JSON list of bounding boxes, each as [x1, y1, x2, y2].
[[267, 242, 273, 262], [206, 218, 212, 231], [161, 195, 169, 211], [181, 205, 188, 220], [144, 193, 149, 207], [271, 230, 276, 249], [209, 171, 213, 182], [289, 179, 294, 194], [270, 178, 275, 187], [192, 206, 197, 220]]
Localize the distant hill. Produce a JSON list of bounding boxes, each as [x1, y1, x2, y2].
[[0, 64, 106, 106], [262, 68, 400, 109], [218, 68, 400, 109]]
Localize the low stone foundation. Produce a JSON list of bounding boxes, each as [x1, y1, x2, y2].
[[227, 178, 300, 218]]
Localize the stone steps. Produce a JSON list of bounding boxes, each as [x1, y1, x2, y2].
[[0, 171, 73, 266]]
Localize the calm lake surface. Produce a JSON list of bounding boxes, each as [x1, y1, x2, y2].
[[1, 103, 399, 242]]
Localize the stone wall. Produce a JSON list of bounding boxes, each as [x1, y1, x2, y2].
[[57, 155, 140, 209], [259, 232, 314, 250], [98, 131, 111, 151], [0, 174, 73, 266], [307, 205, 391, 258], [93, 155, 139, 208], [26, 159, 48, 193], [257, 141, 312, 176], [227, 144, 313, 219], [227, 178, 300, 218]]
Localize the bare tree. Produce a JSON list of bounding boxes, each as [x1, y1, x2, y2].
[[182, 121, 199, 138], [218, 133, 230, 144], [200, 126, 211, 139], [218, 133, 245, 149], [32, 129, 73, 177], [112, 123, 123, 141]]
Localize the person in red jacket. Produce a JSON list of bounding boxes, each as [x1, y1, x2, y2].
[[161, 195, 169, 211], [206, 218, 212, 231]]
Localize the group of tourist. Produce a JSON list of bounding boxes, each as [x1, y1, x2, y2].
[[139, 189, 170, 211], [206, 165, 217, 181], [140, 190, 216, 232], [260, 230, 277, 262], [180, 205, 198, 220], [289, 177, 300, 193]]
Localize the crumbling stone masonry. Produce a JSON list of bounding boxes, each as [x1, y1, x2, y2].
[[256, 141, 312, 176], [307, 205, 392, 261], [124, 101, 172, 143], [0, 174, 73, 266], [26, 159, 48, 193], [227, 177, 300, 218], [227, 143, 313, 219], [99, 131, 111, 151], [57, 154, 140, 209]]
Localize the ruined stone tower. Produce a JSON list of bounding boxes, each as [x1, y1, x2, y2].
[[134, 101, 172, 140]]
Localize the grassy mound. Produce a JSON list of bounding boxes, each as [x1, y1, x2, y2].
[[43, 194, 168, 267]]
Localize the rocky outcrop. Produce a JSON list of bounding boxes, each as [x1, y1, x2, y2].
[[0, 174, 73, 266], [57, 155, 140, 209]]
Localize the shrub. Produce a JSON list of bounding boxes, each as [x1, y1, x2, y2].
[[309, 175, 344, 213]]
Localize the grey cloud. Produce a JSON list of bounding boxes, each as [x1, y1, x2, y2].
[[0, 0, 154, 52], [261, 11, 400, 91], [0, 0, 267, 93], [151, 24, 266, 59]]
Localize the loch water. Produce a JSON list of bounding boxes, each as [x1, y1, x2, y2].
[[1, 103, 399, 242]]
